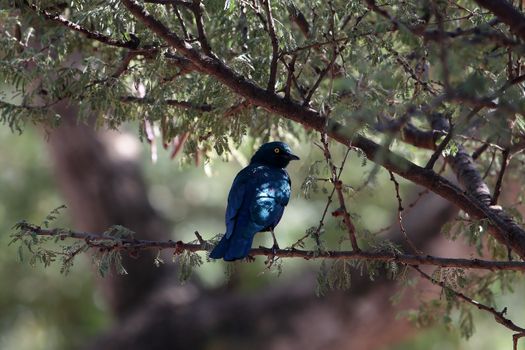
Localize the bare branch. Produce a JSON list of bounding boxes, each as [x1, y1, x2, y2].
[[514, 334, 525, 350], [472, 142, 490, 160], [491, 149, 510, 205], [320, 134, 360, 251], [425, 120, 453, 170], [283, 54, 297, 99], [389, 171, 421, 254]]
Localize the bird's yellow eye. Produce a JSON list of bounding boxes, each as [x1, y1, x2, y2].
[[274, 148, 280, 154]]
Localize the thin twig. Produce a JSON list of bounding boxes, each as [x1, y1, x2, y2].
[[110, 51, 140, 79], [192, 0, 213, 55], [321, 134, 360, 251], [291, 147, 351, 249], [413, 266, 525, 337], [262, 0, 279, 92], [433, 2, 451, 93], [303, 45, 342, 105], [472, 142, 490, 160], [492, 149, 510, 205], [173, 4, 190, 39], [426, 121, 453, 170], [223, 100, 251, 118], [194, 231, 205, 244], [389, 172, 422, 254], [284, 54, 297, 99], [482, 149, 497, 180]]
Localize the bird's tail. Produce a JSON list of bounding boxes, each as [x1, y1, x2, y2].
[[209, 235, 229, 259], [209, 234, 254, 261]]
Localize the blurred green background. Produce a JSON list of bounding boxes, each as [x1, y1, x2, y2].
[[0, 125, 522, 350]]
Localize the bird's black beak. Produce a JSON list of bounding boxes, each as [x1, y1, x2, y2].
[[287, 153, 300, 161]]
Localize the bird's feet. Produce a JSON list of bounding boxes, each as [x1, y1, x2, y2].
[[263, 243, 280, 268]]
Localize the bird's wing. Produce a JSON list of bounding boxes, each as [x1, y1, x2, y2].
[[281, 171, 292, 206], [224, 167, 251, 239]]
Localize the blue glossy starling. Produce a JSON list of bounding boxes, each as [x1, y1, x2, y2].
[[210, 141, 299, 261]]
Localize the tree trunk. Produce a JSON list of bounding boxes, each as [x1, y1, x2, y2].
[[47, 102, 173, 319]]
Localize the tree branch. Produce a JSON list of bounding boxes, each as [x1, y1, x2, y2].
[[425, 120, 453, 170], [120, 0, 525, 259], [29, 3, 139, 49], [473, 0, 525, 42], [262, 0, 279, 92], [389, 171, 422, 254], [143, 0, 195, 8], [491, 149, 510, 205], [16, 223, 525, 272], [320, 134, 360, 251], [413, 266, 525, 339], [365, 0, 518, 46], [191, 0, 213, 55]]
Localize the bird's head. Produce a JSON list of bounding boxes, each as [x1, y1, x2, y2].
[[250, 141, 300, 168]]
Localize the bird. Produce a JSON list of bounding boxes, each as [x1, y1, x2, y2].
[[209, 141, 300, 261]]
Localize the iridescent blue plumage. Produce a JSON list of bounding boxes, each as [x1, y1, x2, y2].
[[210, 142, 299, 261]]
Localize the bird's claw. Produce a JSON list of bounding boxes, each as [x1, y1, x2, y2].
[[264, 247, 280, 267]]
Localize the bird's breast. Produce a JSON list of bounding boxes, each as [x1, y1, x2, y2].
[[255, 180, 290, 202]]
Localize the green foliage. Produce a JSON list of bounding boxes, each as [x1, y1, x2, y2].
[[93, 249, 127, 277], [173, 250, 203, 284], [42, 205, 67, 228], [316, 259, 352, 296], [10, 205, 80, 273]]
